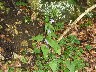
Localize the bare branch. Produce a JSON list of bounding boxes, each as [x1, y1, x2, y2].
[[57, 4, 96, 41]]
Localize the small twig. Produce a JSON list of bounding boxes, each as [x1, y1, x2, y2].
[[57, 4, 96, 41]]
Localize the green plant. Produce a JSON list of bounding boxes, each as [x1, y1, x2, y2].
[[85, 44, 92, 50], [8, 67, 14, 72], [54, 22, 64, 31], [24, 16, 31, 24], [0, 2, 5, 10], [80, 21, 92, 28], [28, 0, 40, 10], [0, 1, 10, 14], [20, 56, 28, 63], [16, 1, 27, 6], [29, 15, 85, 72], [0, 25, 3, 29]]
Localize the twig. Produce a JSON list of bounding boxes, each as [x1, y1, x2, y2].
[[57, 4, 96, 41]]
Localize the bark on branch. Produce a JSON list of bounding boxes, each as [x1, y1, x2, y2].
[[57, 4, 96, 41]]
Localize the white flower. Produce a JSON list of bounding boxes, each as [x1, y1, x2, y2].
[[50, 19, 54, 24], [48, 29, 51, 33]]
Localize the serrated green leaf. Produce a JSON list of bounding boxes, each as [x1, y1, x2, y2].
[[46, 37, 61, 55], [49, 60, 58, 72], [30, 34, 44, 41], [41, 45, 49, 59], [65, 60, 75, 72]]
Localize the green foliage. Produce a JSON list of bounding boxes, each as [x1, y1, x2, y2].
[[24, 16, 31, 24], [54, 22, 64, 31], [49, 59, 58, 72], [34, 47, 41, 54], [64, 59, 85, 72], [45, 22, 56, 37], [27, 0, 40, 10], [0, 2, 5, 10], [68, 0, 76, 5], [50, 8, 61, 18], [65, 60, 75, 72], [45, 16, 49, 23], [85, 44, 92, 50], [0, 1, 10, 14], [46, 37, 61, 55], [0, 25, 3, 29], [20, 56, 28, 63], [8, 67, 14, 72], [29, 13, 85, 71], [67, 35, 80, 44], [41, 45, 49, 59], [30, 34, 44, 41], [80, 21, 92, 28], [30, 20, 85, 71], [16, 1, 27, 6], [1, 0, 95, 71]]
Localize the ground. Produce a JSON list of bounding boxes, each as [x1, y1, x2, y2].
[[0, 1, 44, 71], [0, 0, 96, 72]]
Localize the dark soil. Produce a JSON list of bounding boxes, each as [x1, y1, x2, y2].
[[0, 0, 44, 61]]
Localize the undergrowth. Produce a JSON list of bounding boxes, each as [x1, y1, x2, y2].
[[29, 15, 86, 72], [0, 0, 94, 72]]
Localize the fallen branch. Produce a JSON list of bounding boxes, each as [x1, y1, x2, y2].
[[57, 4, 96, 41]]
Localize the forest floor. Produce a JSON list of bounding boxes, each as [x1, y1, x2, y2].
[[0, 1, 44, 71]]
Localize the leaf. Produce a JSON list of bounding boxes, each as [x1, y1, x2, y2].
[[45, 23, 55, 32], [46, 37, 61, 55], [20, 56, 27, 63], [8, 67, 14, 72], [15, 1, 20, 6], [16, 1, 27, 6], [68, 35, 80, 44], [68, 0, 76, 5], [41, 45, 49, 59], [49, 60, 58, 72], [45, 23, 56, 37], [0, 25, 2, 29], [65, 60, 75, 72], [85, 45, 92, 50], [45, 16, 49, 23], [34, 48, 40, 53], [37, 70, 44, 72], [30, 34, 44, 41], [74, 59, 85, 69]]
